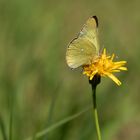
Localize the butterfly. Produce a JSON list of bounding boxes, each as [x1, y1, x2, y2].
[[66, 16, 100, 69]]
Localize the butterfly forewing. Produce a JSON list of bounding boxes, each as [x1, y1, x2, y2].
[[66, 16, 100, 69], [79, 16, 99, 53]]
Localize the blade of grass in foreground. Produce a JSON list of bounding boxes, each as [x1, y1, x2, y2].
[[25, 106, 92, 140], [0, 116, 7, 140], [9, 93, 14, 140], [43, 84, 60, 140]]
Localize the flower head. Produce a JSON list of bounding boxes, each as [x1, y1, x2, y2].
[[83, 49, 127, 86]]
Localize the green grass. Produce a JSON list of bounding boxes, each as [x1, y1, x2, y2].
[[0, 0, 140, 140]]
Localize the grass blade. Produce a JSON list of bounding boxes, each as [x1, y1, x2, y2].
[[25, 106, 92, 140], [0, 116, 7, 140]]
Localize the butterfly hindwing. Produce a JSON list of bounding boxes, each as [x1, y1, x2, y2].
[[66, 37, 97, 68]]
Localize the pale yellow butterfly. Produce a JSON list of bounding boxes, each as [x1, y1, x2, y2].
[[66, 16, 100, 69]]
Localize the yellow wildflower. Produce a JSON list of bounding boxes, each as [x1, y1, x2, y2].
[[83, 49, 127, 86]]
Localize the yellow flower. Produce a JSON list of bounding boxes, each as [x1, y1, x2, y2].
[[83, 49, 127, 86]]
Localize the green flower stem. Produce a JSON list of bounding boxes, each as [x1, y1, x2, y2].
[[89, 74, 101, 140], [92, 85, 101, 140]]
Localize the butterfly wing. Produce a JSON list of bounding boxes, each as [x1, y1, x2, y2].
[[66, 16, 99, 69], [79, 16, 100, 53], [66, 37, 97, 68]]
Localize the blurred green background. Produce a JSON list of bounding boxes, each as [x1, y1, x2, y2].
[[0, 0, 140, 140]]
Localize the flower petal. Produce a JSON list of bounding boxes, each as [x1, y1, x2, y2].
[[106, 73, 121, 86], [118, 67, 127, 70]]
